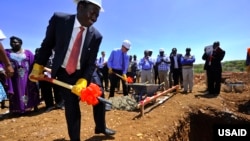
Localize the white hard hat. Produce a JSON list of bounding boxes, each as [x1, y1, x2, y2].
[[74, 0, 104, 12], [159, 48, 164, 52], [122, 40, 131, 50], [0, 29, 6, 41]]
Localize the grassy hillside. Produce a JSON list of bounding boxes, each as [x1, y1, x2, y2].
[[194, 60, 246, 73]]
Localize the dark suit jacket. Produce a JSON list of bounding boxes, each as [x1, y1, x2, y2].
[[36, 12, 102, 83], [169, 53, 182, 71], [202, 47, 225, 71]]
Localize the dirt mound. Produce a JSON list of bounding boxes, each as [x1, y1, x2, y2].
[[0, 72, 250, 141]]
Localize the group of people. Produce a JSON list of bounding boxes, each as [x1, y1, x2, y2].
[[95, 45, 197, 100], [0, 34, 40, 114], [0, 33, 65, 114], [97, 45, 197, 98], [34, 48, 65, 112], [97, 41, 229, 99]]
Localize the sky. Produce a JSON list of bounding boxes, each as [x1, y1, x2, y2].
[[1, 0, 250, 64]]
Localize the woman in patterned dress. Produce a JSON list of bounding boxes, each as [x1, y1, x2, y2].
[[5, 36, 39, 114]]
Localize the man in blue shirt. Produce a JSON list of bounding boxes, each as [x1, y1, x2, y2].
[[181, 48, 195, 94], [156, 48, 170, 90], [107, 40, 131, 98], [139, 50, 155, 83]]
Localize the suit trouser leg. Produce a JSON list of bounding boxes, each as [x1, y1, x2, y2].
[[109, 73, 117, 98], [109, 69, 122, 97], [122, 79, 128, 96], [214, 70, 222, 94], [93, 88, 106, 130], [65, 93, 81, 141], [173, 69, 179, 86], [57, 69, 81, 141], [169, 71, 173, 88], [207, 70, 214, 94], [102, 72, 109, 90], [39, 81, 54, 108], [52, 84, 63, 104]]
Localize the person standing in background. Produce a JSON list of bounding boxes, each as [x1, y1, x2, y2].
[[96, 51, 109, 92], [133, 55, 141, 83], [39, 50, 64, 112], [139, 50, 154, 83], [156, 48, 170, 90], [148, 49, 158, 84], [245, 47, 250, 80], [0, 64, 8, 109], [202, 41, 225, 96], [29, 0, 115, 140], [5, 36, 39, 114], [107, 40, 131, 98], [0, 29, 14, 77], [246, 47, 250, 73], [170, 48, 183, 89], [0, 29, 14, 109], [202, 45, 213, 93], [126, 55, 137, 92], [181, 48, 195, 94], [168, 49, 174, 88]]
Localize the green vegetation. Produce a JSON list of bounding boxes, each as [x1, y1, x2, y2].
[[193, 60, 246, 74]]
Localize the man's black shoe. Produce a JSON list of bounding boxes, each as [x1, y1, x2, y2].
[[95, 128, 116, 136], [55, 102, 65, 110], [181, 91, 188, 94], [203, 93, 218, 98], [45, 106, 55, 112]]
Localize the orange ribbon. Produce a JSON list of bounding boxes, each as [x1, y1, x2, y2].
[[127, 77, 134, 83], [80, 83, 102, 106]]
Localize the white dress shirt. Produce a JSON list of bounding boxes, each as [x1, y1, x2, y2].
[[62, 17, 87, 69]]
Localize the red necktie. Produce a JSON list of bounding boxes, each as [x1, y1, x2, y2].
[[66, 27, 84, 75]]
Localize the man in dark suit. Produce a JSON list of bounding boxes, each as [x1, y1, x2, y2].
[[202, 41, 225, 96], [96, 51, 109, 92], [169, 48, 183, 89], [29, 0, 115, 140]]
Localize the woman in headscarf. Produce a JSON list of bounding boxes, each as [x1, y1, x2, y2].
[[5, 36, 39, 114]]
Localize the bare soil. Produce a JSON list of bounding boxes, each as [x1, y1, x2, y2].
[[0, 72, 250, 141]]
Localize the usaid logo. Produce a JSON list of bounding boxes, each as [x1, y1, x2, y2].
[[218, 129, 247, 136], [213, 124, 250, 140]]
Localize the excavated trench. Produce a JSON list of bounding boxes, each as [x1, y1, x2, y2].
[[168, 109, 250, 141]]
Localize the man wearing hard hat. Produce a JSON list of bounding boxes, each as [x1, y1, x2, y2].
[[29, 0, 115, 140]]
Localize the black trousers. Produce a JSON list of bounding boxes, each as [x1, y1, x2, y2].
[[172, 68, 183, 87], [57, 68, 106, 141], [98, 67, 109, 90], [109, 69, 128, 98], [39, 81, 62, 108], [207, 69, 222, 95]]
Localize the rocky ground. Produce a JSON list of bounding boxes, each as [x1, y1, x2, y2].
[[0, 72, 250, 141]]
